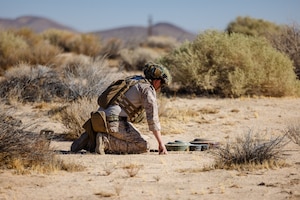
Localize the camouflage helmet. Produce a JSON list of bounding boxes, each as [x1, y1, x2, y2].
[[143, 62, 171, 86]]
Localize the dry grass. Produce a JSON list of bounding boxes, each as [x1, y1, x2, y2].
[[158, 97, 200, 134], [120, 47, 161, 70], [61, 58, 122, 100], [94, 181, 124, 198], [161, 106, 199, 121], [0, 29, 61, 72], [285, 119, 300, 145], [157, 97, 222, 134], [177, 131, 289, 173], [42, 29, 101, 57], [50, 97, 98, 139], [102, 162, 117, 176], [94, 191, 115, 198], [0, 64, 68, 103], [122, 163, 143, 177], [142, 36, 179, 51], [199, 106, 220, 114], [196, 159, 290, 173], [100, 38, 123, 59], [0, 109, 84, 174], [211, 130, 288, 171]]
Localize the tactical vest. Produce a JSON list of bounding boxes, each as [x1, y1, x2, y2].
[[97, 76, 149, 123]]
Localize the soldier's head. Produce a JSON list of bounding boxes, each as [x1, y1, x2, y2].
[[143, 62, 172, 87]]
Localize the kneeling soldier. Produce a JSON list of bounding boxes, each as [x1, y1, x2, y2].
[[71, 62, 171, 155]]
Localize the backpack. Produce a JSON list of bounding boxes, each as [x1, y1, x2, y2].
[[97, 76, 145, 108]]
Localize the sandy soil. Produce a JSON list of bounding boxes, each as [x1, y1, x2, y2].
[[0, 97, 299, 200]]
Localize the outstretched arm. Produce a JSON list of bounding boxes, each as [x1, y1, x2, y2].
[[152, 130, 168, 155]]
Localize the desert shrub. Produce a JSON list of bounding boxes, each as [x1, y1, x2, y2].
[[0, 58, 120, 103], [142, 36, 179, 51], [269, 23, 300, 79], [226, 16, 281, 38], [42, 29, 101, 57], [61, 58, 123, 100], [29, 40, 62, 65], [100, 38, 123, 59], [212, 131, 288, 170], [12, 28, 62, 64], [0, 64, 68, 103], [226, 17, 300, 80], [285, 119, 300, 145], [160, 30, 299, 97], [0, 30, 30, 72], [50, 53, 92, 69], [0, 29, 62, 73], [0, 109, 83, 173], [120, 47, 161, 70], [52, 97, 98, 138]]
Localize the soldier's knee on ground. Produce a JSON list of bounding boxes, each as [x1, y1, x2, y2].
[[106, 135, 147, 154]]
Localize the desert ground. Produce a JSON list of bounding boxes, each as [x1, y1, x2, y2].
[[0, 97, 299, 200]]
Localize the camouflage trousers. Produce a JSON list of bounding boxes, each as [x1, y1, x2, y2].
[[104, 120, 148, 154], [71, 119, 148, 154]]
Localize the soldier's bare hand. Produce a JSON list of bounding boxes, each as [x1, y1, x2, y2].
[[158, 144, 168, 155]]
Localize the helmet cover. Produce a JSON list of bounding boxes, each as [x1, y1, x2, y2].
[[143, 62, 171, 85]]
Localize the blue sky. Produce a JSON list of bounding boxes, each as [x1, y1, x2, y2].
[[0, 0, 299, 33]]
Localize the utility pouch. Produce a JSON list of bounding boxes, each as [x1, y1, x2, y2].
[[91, 111, 108, 133]]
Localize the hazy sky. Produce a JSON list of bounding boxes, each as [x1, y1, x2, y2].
[[0, 0, 299, 33]]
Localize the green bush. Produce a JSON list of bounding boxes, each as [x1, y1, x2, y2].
[[160, 30, 300, 97], [226, 16, 281, 38], [226, 17, 300, 80]]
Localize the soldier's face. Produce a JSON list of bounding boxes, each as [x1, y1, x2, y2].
[[153, 79, 162, 91]]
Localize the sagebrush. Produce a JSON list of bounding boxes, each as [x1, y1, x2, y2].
[[160, 30, 300, 97]]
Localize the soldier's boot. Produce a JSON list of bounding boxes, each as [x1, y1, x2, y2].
[[95, 133, 109, 155], [71, 132, 89, 153]]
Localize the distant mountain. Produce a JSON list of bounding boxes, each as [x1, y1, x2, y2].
[[0, 16, 196, 42], [92, 22, 197, 43], [0, 16, 77, 33]]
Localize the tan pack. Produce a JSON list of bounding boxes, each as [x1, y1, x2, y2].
[[90, 111, 108, 133], [97, 78, 133, 109]]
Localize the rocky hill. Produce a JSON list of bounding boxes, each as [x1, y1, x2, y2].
[[0, 16, 77, 33], [92, 22, 196, 42], [0, 16, 196, 42]]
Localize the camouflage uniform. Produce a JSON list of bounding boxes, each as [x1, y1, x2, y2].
[[98, 77, 161, 154]]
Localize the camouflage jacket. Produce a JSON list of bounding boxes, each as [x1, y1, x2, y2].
[[99, 76, 161, 131]]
